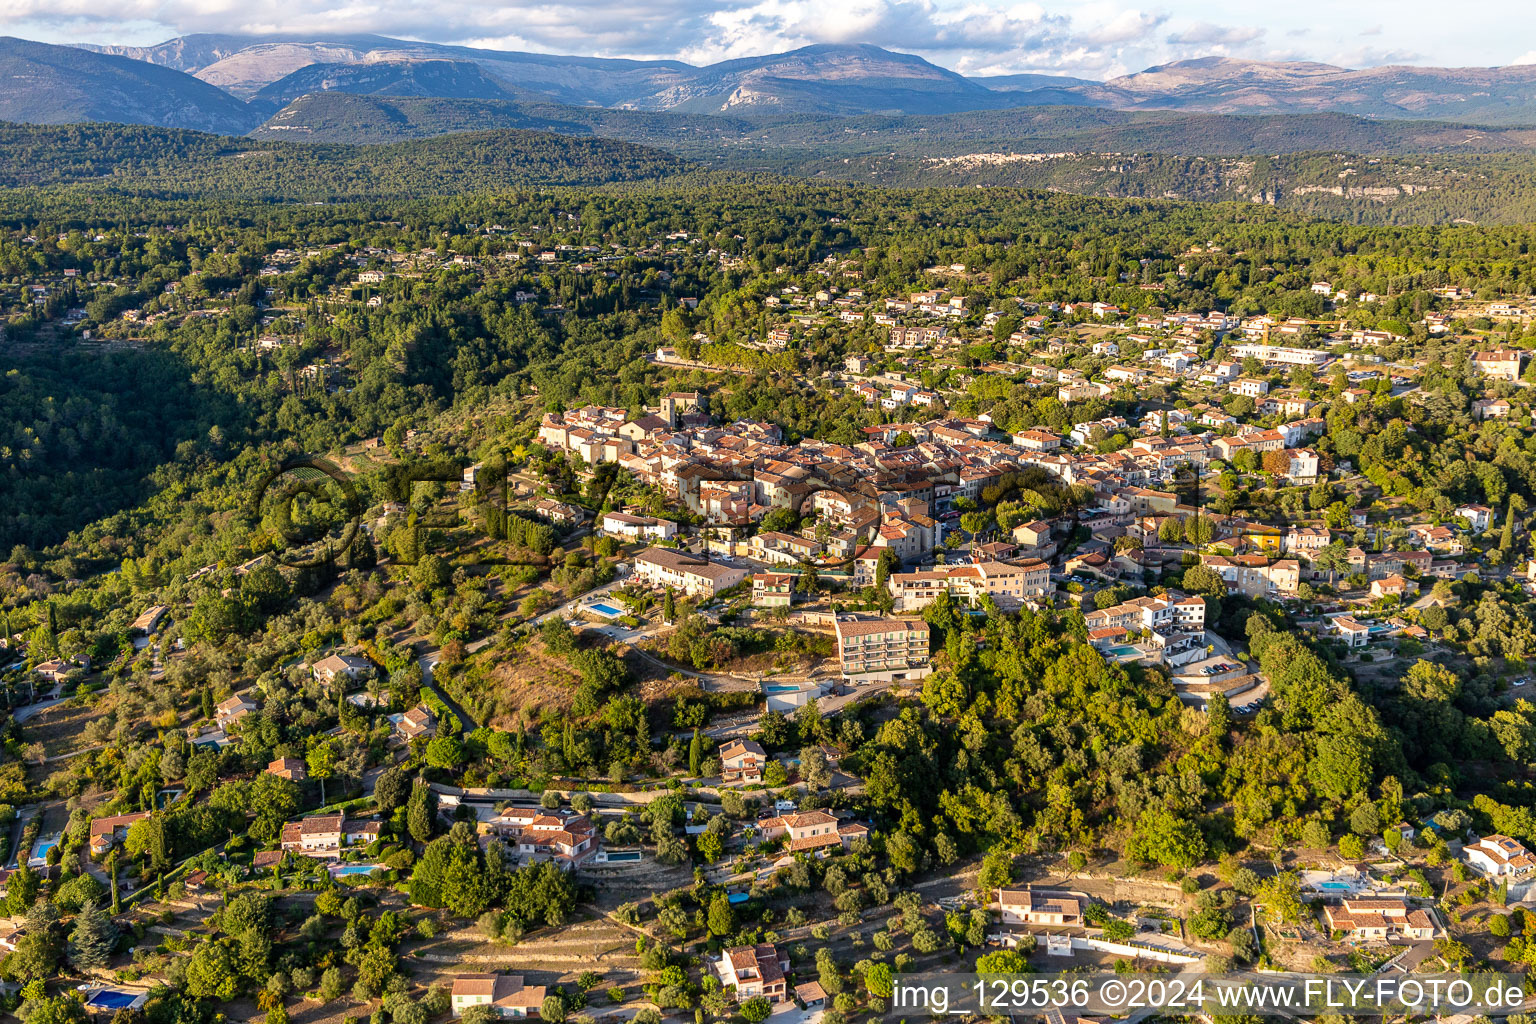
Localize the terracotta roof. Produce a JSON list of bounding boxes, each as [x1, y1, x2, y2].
[[790, 832, 843, 852], [720, 739, 766, 761], [784, 811, 837, 827], [90, 812, 149, 836]]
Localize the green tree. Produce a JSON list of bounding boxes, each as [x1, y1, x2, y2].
[[707, 890, 735, 936], [975, 848, 1014, 897], [374, 767, 410, 813], [740, 997, 772, 1024], [16, 996, 85, 1024], [408, 782, 437, 843], [975, 949, 1030, 973], [67, 898, 117, 971], [864, 962, 894, 999], [306, 739, 337, 804], [3, 929, 61, 982], [425, 735, 467, 771], [6, 864, 39, 915], [186, 940, 241, 1000], [1128, 810, 1207, 869]]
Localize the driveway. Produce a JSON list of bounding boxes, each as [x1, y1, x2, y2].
[[13, 695, 66, 723], [766, 1001, 822, 1024], [417, 651, 480, 731]]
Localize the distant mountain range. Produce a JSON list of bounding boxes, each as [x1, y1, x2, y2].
[[77, 33, 1536, 122], [0, 35, 258, 134], [2, 32, 1535, 151]]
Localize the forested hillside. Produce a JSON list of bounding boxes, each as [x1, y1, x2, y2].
[[0, 123, 697, 199], [7, 177, 1536, 550]]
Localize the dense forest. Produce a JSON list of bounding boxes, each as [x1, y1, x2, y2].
[[16, 119, 1536, 223], [0, 124, 699, 198]]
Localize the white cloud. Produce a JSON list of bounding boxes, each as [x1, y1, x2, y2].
[[3, 0, 1533, 78], [1165, 22, 1264, 47]]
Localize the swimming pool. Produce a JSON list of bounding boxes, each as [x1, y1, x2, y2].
[[330, 863, 380, 877], [1108, 645, 1140, 657], [604, 851, 641, 862], [588, 603, 623, 617], [1316, 881, 1353, 891], [727, 892, 750, 904], [27, 839, 56, 865], [764, 684, 802, 693]]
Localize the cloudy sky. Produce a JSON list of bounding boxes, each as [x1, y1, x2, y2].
[[6, 0, 1533, 78]]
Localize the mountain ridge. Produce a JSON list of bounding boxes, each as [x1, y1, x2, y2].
[[0, 36, 261, 134], [36, 34, 1536, 131]]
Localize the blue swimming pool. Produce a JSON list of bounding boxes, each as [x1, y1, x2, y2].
[[330, 863, 379, 877], [1108, 645, 1139, 657], [28, 839, 56, 864], [589, 603, 623, 617], [727, 892, 749, 904], [604, 851, 641, 862], [87, 992, 141, 1011], [764, 684, 801, 693], [1317, 881, 1352, 891]]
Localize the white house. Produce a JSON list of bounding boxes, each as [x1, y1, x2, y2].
[[1454, 504, 1495, 533], [1464, 835, 1536, 878], [600, 512, 677, 542]]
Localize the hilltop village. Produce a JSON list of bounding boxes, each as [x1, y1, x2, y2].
[[5, 194, 1536, 1024]]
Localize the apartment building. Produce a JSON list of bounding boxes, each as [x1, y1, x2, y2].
[[89, 812, 150, 856], [1473, 349, 1524, 381], [888, 560, 1051, 612], [833, 617, 932, 682], [633, 547, 749, 598], [1083, 592, 1205, 635], [484, 807, 599, 866], [266, 758, 308, 781], [312, 653, 372, 684], [215, 694, 257, 730], [1230, 343, 1331, 367]]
